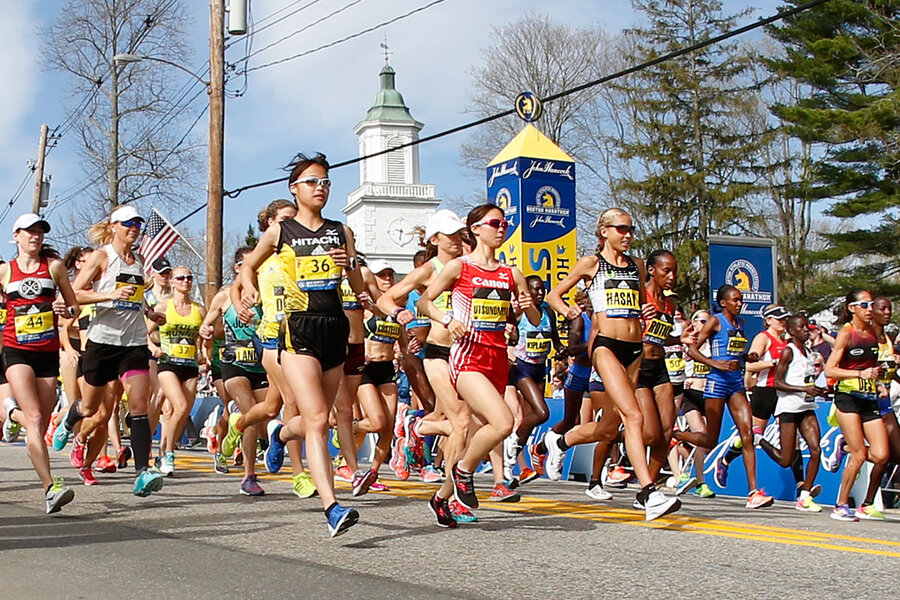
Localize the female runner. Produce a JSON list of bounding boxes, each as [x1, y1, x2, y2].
[[417, 203, 540, 527], [545, 208, 680, 521]]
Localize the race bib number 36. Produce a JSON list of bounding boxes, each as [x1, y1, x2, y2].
[[296, 255, 339, 291]]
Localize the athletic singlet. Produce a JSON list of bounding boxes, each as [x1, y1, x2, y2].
[[757, 330, 787, 387], [836, 323, 878, 397], [878, 337, 897, 387], [664, 322, 686, 384], [586, 254, 640, 319], [340, 277, 361, 311], [365, 314, 402, 344], [276, 218, 345, 316], [404, 289, 430, 330], [709, 312, 748, 362], [223, 303, 264, 373], [159, 299, 203, 367], [642, 293, 674, 347], [212, 336, 223, 371], [429, 257, 452, 315], [450, 256, 514, 349], [514, 304, 554, 364], [0, 295, 7, 333], [686, 343, 711, 379], [2, 257, 58, 351], [256, 253, 286, 339], [77, 304, 96, 331], [777, 341, 815, 413], [89, 245, 147, 347]]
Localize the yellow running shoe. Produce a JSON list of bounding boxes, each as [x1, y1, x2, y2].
[[855, 503, 885, 520], [292, 471, 318, 499], [221, 413, 241, 458], [795, 495, 823, 512]]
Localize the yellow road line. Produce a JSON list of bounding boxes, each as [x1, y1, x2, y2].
[[175, 455, 900, 558]]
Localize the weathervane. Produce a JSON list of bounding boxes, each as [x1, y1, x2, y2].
[[379, 36, 393, 64]]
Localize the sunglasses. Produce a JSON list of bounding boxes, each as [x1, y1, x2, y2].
[[173, 275, 194, 282], [119, 219, 143, 229], [814, 363, 824, 368], [693, 318, 707, 324], [474, 218, 509, 230], [607, 224, 635, 235], [291, 176, 331, 189], [850, 300, 874, 309]]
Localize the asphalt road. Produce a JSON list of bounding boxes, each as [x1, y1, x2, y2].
[[1, 442, 898, 599]]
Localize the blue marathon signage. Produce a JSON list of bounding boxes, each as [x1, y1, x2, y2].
[[708, 235, 777, 340]]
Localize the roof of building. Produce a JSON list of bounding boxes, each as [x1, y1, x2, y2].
[[362, 64, 418, 124]]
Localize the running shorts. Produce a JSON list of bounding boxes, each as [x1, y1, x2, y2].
[[591, 335, 642, 368], [80, 341, 149, 387], [221, 363, 269, 390], [280, 313, 350, 372], [778, 409, 816, 425], [564, 362, 591, 393], [3, 347, 59, 379], [703, 371, 745, 400], [344, 342, 366, 376], [509, 359, 547, 387], [750, 386, 778, 421], [681, 388, 706, 416], [834, 392, 881, 424], [877, 395, 893, 417], [157, 361, 200, 381], [449, 343, 508, 394], [637, 357, 670, 389], [423, 343, 451, 362], [360, 360, 396, 387]]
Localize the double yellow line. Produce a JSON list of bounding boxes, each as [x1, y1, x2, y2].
[[176, 454, 900, 558]]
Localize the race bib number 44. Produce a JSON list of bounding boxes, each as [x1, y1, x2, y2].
[[14, 303, 54, 344]]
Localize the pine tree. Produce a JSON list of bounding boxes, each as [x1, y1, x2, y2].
[[767, 0, 900, 300], [610, 0, 764, 306]]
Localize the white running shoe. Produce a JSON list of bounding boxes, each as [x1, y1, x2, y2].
[[2, 397, 21, 443], [502, 432, 519, 482], [544, 430, 565, 481], [644, 490, 681, 521], [585, 483, 612, 501]]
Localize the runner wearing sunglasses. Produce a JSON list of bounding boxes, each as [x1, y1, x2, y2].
[[545, 208, 680, 521]]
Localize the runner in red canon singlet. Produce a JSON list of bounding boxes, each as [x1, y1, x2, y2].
[[417, 203, 541, 527]]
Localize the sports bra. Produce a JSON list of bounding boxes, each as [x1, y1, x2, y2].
[[586, 253, 640, 319]]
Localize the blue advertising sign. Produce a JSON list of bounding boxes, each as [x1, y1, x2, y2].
[[708, 236, 777, 341]]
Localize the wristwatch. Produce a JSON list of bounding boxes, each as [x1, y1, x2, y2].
[[441, 314, 453, 327]]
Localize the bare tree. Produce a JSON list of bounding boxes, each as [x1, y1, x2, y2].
[[42, 0, 201, 239]]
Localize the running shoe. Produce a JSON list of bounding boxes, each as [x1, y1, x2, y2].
[[795, 496, 823, 513], [389, 437, 409, 480], [713, 454, 729, 488], [543, 430, 565, 481], [96, 455, 117, 474], [265, 422, 286, 474], [606, 465, 631, 488], [370, 480, 388, 492], [674, 473, 697, 496], [222, 412, 242, 458], [214, 453, 229, 474], [518, 467, 539, 486], [234, 448, 244, 467], [330, 428, 340, 449], [502, 433, 519, 482], [394, 402, 409, 439], [448, 499, 476, 523], [855, 504, 885, 521], [746, 488, 774, 509], [204, 426, 219, 454], [45, 477, 74, 514], [633, 497, 645, 510], [44, 412, 58, 446], [133, 469, 164, 497], [334, 465, 354, 483], [693, 483, 716, 498], [798, 482, 823, 499], [292, 471, 318, 499], [2, 397, 21, 443], [116, 446, 132, 470], [160, 451, 175, 476], [326, 504, 360, 538], [404, 415, 424, 468], [255, 439, 264, 463], [78, 467, 98, 486], [452, 465, 478, 510], [52, 422, 72, 451], [428, 493, 457, 528], [420, 465, 444, 483], [823, 434, 846, 473], [352, 468, 378, 497], [529, 436, 546, 476], [585, 483, 613, 501], [751, 425, 764, 446], [489, 479, 520, 502], [70, 439, 86, 469], [240, 474, 265, 496], [644, 490, 681, 521], [830, 504, 858, 522]]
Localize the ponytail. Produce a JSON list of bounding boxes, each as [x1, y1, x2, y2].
[[88, 220, 114, 246]]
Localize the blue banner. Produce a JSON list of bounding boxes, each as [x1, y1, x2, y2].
[[708, 237, 776, 340]]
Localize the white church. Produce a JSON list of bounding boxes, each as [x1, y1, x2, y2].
[[343, 61, 440, 275]]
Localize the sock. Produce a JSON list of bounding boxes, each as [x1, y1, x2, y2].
[[557, 436, 569, 452], [723, 445, 741, 465], [131, 415, 151, 472], [637, 483, 656, 503], [589, 479, 601, 488], [799, 489, 810, 501], [324, 502, 338, 518], [64, 400, 83, 431], [536, 440, 547, 454], [790, 450, 804, 483], [455, 464, 471, 475]]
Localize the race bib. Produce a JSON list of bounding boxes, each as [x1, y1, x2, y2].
[[295, 255, 339, 291], [114, 273, 145, 311], [471, 287, 511, 331], [643, 314, 674, 347], [692, 362, 710, 377], [14, 303, 54, 344], [234, 341, 258, 366], [370, 318, 402, 344], [525, 332, 552, 360], [665, 357, 686, 374], [726, 330, 747, 356], [169, 338, 197, 364], [340, 279, 361, 310], [273, 286, 286, 322], [604, 287, 640, 318]]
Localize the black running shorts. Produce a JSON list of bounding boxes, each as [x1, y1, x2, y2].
[[280, 313, 350, 372]]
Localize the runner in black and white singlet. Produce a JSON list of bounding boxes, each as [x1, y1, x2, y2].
[[57, 206, 166, 498]]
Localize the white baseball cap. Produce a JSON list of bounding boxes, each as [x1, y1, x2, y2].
[[424, 209, 465, 242], [12, 213, 51, 233], [367, 259, 394, 275], [110, 205, 144, 223]]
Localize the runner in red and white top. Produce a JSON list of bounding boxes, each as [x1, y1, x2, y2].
[[417, 203, 540, 527]]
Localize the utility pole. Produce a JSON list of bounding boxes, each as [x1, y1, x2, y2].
[[31, 124, 49, 215], [206, 0, 225, 307]]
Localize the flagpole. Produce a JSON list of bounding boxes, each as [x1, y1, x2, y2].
[[152, 206, 204, 262]]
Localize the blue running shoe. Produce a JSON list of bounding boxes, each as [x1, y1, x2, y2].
[[265, 423, 286, 474], [326, 504, 360, 538], [52, 422, 72, 452], [714, 454, 729, 488], [133, 469, 164, 497]]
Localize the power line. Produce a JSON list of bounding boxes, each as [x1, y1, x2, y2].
[[226, 0, 325, 49], [241, 0, 448, 74], [221, 0, 831, 201], [0, 170, 35, 227]]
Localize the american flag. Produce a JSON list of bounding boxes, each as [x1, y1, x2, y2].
[[138, 208, 181, 273]]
